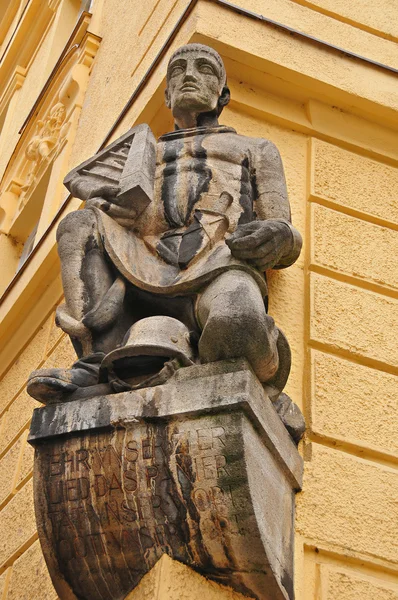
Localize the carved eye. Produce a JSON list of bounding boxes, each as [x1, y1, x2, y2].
[[199, 64, 215, 75], [170, 65, 184, 77]]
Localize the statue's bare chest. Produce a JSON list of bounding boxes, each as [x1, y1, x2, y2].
[[156, 133, 248, 178]]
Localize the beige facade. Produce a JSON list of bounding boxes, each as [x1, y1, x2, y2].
[[0, 0, 397, 598]]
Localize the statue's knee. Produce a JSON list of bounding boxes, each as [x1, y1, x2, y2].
[[208, 309, 266, 342], [57, 209, 98, 244], [199, 294, 276, 360], [198, 271, 263, 327]]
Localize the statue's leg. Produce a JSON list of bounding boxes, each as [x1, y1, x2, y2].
[[57, 208, 114, 327], [196, 270, 279, 382], [56, 208, 126, 356], [27, 209, 126, 402]]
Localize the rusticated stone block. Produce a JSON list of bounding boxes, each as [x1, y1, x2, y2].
[[0, 479, 36, 567], [41, 335, 76, 371], [310, 139, 398, 224], [7, 539, 58, 600], [311, 351, 398, 455], [296, 444, 398, 563], [0, 318, 50, 415], [0, 437, 22, 506], [311, 203, 398, 289], [0, 391, 39, 455], [310, 273, 398, 367], [324, 567, 398, 600], [29, 360, 302, 600]]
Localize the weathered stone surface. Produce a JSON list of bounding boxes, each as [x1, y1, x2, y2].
[[30, 360, 303, 487], [27, 43, 302, 420], [64, 124, 156, 224], [30, 361, 302, 600], [26, 43, 304, 600], [273, 393, 305, 444]]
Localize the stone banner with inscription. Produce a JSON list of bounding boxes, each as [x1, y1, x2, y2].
[[29, 360, 303, 600]]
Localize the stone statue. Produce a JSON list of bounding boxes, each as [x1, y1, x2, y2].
[[27, 43, 304, 441], [27, 43, 306, 600]]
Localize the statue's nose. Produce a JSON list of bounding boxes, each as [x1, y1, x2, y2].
[[183, 67, 198, 82]]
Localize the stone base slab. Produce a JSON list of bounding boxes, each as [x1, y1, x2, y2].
[[29, 359, 303, 600]]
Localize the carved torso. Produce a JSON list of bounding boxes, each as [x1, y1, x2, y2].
[[93, 125, 285, 294], [136, 126, 260, 236]]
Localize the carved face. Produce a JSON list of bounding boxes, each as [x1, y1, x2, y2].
[[165, 49, 224, 117]]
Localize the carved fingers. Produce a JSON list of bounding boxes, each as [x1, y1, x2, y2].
[[55, 304, 91, 340], [68, 173, 120, 202], [85, 197, 137, 226], [226, 219, 294, 271], [88, 183, 120, 200]]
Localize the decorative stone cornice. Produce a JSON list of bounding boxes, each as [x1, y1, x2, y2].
[[0, 0, 56, 100]]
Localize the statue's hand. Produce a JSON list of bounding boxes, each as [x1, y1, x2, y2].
[[226, 220, 294, 271], [68, 173, 120, 202], [85, 197, 137, 227], [69, 175, 137, 226]]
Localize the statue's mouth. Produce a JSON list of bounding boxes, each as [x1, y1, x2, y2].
[[180, 84, 199, 92]]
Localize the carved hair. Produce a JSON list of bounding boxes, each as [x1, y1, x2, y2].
[[167, 43, 227, 86]]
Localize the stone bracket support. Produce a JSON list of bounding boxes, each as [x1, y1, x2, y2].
[[29, 360, 303, 600]]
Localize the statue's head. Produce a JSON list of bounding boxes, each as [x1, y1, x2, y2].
[[165, 43, 230, 124]]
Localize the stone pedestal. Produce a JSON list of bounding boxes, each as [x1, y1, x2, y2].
[[29, 360, 303, 600]]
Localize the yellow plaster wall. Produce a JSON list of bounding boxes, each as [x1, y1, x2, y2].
[[0, 0, 397, 599]]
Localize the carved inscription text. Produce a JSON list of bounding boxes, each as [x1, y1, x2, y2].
[[34, 414, 260, 600]]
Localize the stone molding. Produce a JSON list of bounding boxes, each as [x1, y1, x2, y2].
[[0, 65, 26, 117], [0, 0, 60, 101], [0, 25, 100, 237]]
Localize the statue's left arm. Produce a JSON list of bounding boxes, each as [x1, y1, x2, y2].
[[67, 173, 138, 227], [226, 139, 302, 271]]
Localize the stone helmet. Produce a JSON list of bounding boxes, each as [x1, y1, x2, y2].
[[101, 316, 195, 390]]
